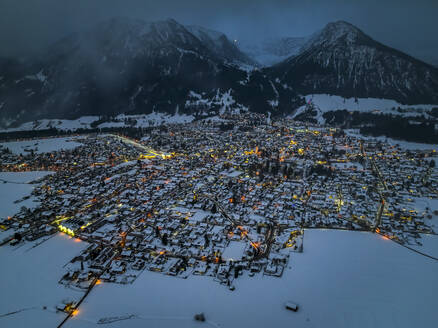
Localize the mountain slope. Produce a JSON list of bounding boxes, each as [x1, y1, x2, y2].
[[270, 21, 438, 104], [185, 25, 257, 66], [0, 18, 302, 128], [239, 37, 307, 66]]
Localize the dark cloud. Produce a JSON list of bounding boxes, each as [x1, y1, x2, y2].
[[0, 0, 437, 64]]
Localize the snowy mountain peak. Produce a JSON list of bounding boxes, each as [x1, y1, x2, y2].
[[325, 20, 359, 31], [46, 17, 205, 61], [271, 20, 438, 105], [305, 20, 367, 49]]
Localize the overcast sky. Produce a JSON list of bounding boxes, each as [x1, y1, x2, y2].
[[0, 0, 437, 64]]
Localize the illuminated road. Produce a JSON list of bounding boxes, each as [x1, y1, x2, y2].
[[109, 134, 170, 159]]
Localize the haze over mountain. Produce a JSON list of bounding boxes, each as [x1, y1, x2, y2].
[[0, 17, 301, 128], [238, 37, 307, 66], [0, 18, 437, 128]]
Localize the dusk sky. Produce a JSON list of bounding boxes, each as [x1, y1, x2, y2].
[[1, 0, 437, 64]]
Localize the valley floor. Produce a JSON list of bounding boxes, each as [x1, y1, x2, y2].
[[0, 171, 437, 328]]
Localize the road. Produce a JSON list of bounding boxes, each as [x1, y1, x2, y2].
[[360, 141, 387, 231], [199, 193, 274, 258], [109, 134, 169, 159]]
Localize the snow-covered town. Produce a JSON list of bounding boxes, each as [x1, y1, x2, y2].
[[0, 113, 437, 326], [2, 2, 438, 326]]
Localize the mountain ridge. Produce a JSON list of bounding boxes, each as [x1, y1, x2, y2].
[[269, 20, 438, 104], [0, 17, 301, 128], [1, 17, 437, 128]]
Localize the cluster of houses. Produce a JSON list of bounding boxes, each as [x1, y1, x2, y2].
[[1, 113, 436, 289]]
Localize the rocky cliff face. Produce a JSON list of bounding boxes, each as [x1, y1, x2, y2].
[[270, 21, 438, 105]]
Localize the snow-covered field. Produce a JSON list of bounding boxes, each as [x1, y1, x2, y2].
[[411, 234, 438, 258], [97, 112, 194, 129], [0, 171, 53, 219], [0, 112, 195, 132], [0, 233, 88, 328], [0, 116, 99, 132], [292, 94, 438, 125], [345, 129, 438, 151], [410, 197, 438, 258], [0, 137, 83, 155], [304, 94, 437, 114], [0, 170, 88, 327], [62, 230, 438, 328]]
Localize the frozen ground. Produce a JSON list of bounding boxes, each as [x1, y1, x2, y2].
[[411, 234, 438, 258], [409, 197, 438, 257], [1, 112, 195, 132], [0, 171, 53, 219], [0, 137, 83, 155], [63, 230, 438, 328], [345, 129, 438, 151], [97, 112, 194, 129], [222, 241, 246, 260], [304, 94, 437, 114], [292, 94, 438, 125], [0, 171, 88, 327], [0, 233, 88, 328], [0, 116, 99, 132]]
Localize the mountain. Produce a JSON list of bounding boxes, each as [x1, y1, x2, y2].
[[185, 25, 257, 67], [270, 21, 438, 105], [2, 18, 437, 130], [0, 17, 302, 128], [238, 37, 307, 66]]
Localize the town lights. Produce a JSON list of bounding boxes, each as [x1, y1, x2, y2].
[[58, 225, 75, 237], [80, 222, 92, 230], [250, 241, 260, 249]]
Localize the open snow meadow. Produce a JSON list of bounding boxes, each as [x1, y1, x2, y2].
[[0, 170, 88, 327], [0, 233, 88, 327], [58, 229, 438, 328], [0, 171, 54, 220], [1, 219, 437, 328], [0, 137, 82, 155]]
